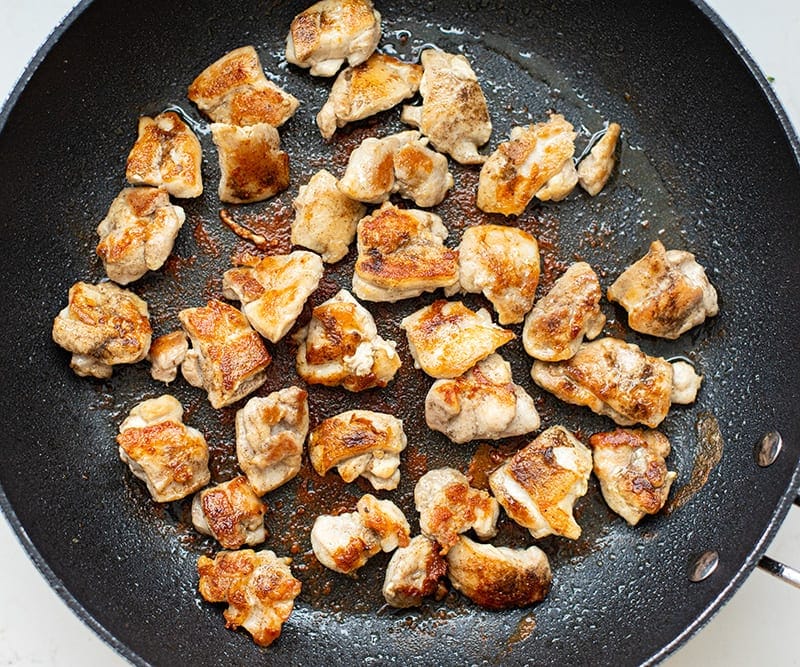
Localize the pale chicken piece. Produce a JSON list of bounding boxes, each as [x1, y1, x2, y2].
[[235, 387, 309, 495], [116, 395, 210, 503], [578, 122, 621, 196], [125, 112, 203, 198], [400, 49, 491, 165], [337, 135, 398, 205], [188, 45, 299, 128], [670, 360, 703, 404], [52, 281, 152, 379], [400, 300, 515, 379], [147, 330, 188, 384], [192, 476, 267, 549], [535, 157, 579, 202], [291, 169, 366, 263], [295, 289, 401, 391], [179, 299, 271, 409], [285, 0, 381, 77], [425, 354, 540, 444], [197, 549, 301, 647], [589, 428, 677, 526], [488, 425, 592, 540], [382, 535, 447, 608], [96, 187, 186, 285], [522, 262, 606, 362], [607, 240, 719, 340]]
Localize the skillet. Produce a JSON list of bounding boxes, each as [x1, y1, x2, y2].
[[1, 1, 799, 665]]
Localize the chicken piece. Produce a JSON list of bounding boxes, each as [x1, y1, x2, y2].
[[589, 428, 677, 525], [670, 360, 703, 404], [607, 240, 719, 339], [147, 330, 188, 384], [356, 494, 411, 552], [352, 202, 459, 301], [285, 0, 381, 77], [210, 122, 290, 204], [488, 425, 592, 540], [125, 112, 203, 198], [393, 138, 454, 207], [295, 289, 401, 391], [414, 468, 499, 554], [308, 410, 407, 490], [425, 354, 540, 444], [577, 122, 621, 196], [382, 535, 447, 608], [188, 45, 299, 128], [95, 187, 186, 285], [52, 281, 152, 379], [179, 299, 271, 409], [197, 549, 301, 647], [400, 49, 491, 165], [317, 53, 422, 138], [522, 262, 606, 362], [535, 157, 579, 202], [337, 135, 398, 205], [446, 536, 551, 610], [291, 169, 366, 263], [222, 251, 324, 343], [116, 395, 210, 503], [401, 300, 514, 379], [192, 476, 267, 549], [235, 387, 309, 495]]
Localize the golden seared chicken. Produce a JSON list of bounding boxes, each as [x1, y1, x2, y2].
[[401, 300, 514, 379], [392, 135, 454, 207], [210, 122, 290, 204], [52, 281, 152, 379], [401, 49, 491, 164], [446, 536, 551, 610], [308, 409, 407, 490], [235, 387, 309, 495], [382, 535, 447, 608], [489, 425, 592, 540], [192, 476, 267, 549], [589, 428, 677, 526], [522, 262, 606, 362], [352, 202, 459, 302], [116, 395, 210, 503], [447, 225, 541, 324], [147, 330, 188, 384], [285, 0, 381, 77], [222, 251, 324, 343], [295, 289, 401, 391], [577, 122, 621, 196], [414, 467, 499, 554], [607, 240, 719, 339], [291, 169, 366, 263], [179, 300, 271, 409], [317, 53, 422, 138], [188, 45, 299, 128], [197, 549, 301, 647], [425, 354, 540, 444], [477, 114, 577, 215], [96, 187, 185, 285]]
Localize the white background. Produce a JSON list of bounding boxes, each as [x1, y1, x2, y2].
[[1, 1, 798, 665]]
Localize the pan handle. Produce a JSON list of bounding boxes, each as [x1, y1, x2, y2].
[[756, 496, 800, 589]]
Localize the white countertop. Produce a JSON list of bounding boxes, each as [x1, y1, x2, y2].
[[1, 1, 798, 665]]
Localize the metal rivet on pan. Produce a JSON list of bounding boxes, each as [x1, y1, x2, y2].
[[689, 550, 719, 582], [755, 431, 783, 467]]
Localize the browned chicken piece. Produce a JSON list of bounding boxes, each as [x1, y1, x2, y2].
[[382, 535, 447, 608], [446, 536, 551, 610], [52, 281, 152, 379], [607, 240, 719, 339], [125, 111, 203, 198], [425, 354, 540, 444], [522, 262, 606, 362], [352, 202, 459, 301], [400, 49, 491, 165], [210, 122, 290, 204], [401, 300, 515, 379], [222, 251, 324, 343], [577, 122, 621, 196], [295, 289, 401, 391], [589, 428, 677, 526], [96, 187, 186, 285], [317, 53, 422, 138], [197, 549, 301, 647], [285, 0, 381, 77], [147, 330, 188, 384], [179, 299, 271, 409], [392, 136, 454, 207], [235, 387, 309, 495], [308, 409, 407, 490], [188, 46, 299, 128], [192, 476, 267, 549], [291, 169, 366, 263], [489, 425, 592, 540], [356, 494, 412, 552], [116, 395, 210, 503]]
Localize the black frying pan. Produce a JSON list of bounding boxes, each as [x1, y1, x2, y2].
[[1, 1, 799, 665]]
